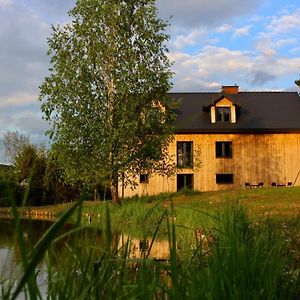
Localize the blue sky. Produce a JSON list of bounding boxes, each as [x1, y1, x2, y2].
[[0, 0, 300, 161]]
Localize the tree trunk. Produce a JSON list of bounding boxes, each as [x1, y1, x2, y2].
[[94, 187, 97, 201], [110, 174, 121, 205]]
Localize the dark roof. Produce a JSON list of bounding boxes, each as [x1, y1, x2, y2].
[[171, 92, 300, 133]]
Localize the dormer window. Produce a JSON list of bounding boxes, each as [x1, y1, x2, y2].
[[205, 85, 239, 124], [210, 99, 237, 124], [216, 107, 231, 122]]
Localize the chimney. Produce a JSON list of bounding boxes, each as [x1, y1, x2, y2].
[[222, 85, 239, 94]]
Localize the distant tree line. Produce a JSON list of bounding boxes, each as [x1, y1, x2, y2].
[[0, 132, 109, 207]]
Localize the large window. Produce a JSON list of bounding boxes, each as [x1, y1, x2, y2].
[[216, 174, 233, 184], [177, 174, 194, 191], [216, 141, 232, 158], [177, 142, 193, 168], [216, 107, 231, 122]]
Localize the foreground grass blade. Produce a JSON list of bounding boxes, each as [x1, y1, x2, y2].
[[11, 200, 82, 300], [6, 186, 41, 300]]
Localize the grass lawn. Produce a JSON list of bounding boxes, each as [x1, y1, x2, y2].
[[0, 186, 299, 222]]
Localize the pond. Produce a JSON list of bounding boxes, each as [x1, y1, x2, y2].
[[0, 217, 171, 297]]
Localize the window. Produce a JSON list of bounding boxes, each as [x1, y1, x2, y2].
[[216, 142, 232, 158], [216, 174, 233, 184], [216, 107, 231, 122], [177, 142, 193, 168], [177, 174, 194, 191], [139, 240, 149, 251], [140, 174, 149, 183]]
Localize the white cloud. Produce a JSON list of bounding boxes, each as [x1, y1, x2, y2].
[[255, 36, 277, 57], [169, 45, 300, 91], [267, 8, 300, 34], [173, 30, 206, 49], [169, 47, 253, 91], [216, 24, 232, 33], [0, 92, 38, 108], [289, 47, 300, 53], [255, 8, 300, 58], [232, 25, 251, 39]]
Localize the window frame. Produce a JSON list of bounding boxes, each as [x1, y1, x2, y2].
[[216, 141, 232, 158], [140, 174, 149, 184], [216, 107, 231, 122], [177, 141, 193, 168], [177, 174, 194, 191]]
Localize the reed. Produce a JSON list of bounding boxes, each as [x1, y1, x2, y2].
[[1, 195, 299, 299]]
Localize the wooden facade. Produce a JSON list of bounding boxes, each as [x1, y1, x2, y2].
[[122, 133, 300, 197], [121, 86, 300, 197]]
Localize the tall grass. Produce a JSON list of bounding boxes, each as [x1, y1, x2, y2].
[[1, 197, 299, 299]]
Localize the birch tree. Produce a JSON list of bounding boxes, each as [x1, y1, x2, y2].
[[39, 0, 175, 204]]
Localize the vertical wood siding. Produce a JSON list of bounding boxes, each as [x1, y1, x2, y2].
[[122, 133, 300, 197]]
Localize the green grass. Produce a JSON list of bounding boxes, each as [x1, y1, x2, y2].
[[1, 187, 299, 247], [1, 187, 299, 299], [2, 200, 299, 299]]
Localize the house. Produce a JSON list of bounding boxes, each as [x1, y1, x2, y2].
[[122, 85, 300, 197]]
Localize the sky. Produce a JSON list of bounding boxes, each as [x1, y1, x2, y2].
[[0, 0, 300, 161]]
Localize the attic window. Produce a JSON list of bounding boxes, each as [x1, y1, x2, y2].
[[216, 107, 231, 122]]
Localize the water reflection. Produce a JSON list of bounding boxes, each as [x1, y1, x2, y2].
[[0, 218, 171, 272], [0, 217, 173, 297], [118, 235, 170, 260]]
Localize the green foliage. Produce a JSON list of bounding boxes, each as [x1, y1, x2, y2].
[[14, 144, 47, 206], [0, 139, 95, 207], [39, 0, 175, 203]]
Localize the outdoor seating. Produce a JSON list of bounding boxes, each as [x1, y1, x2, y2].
[[245, 182, 263, 188], [271, 182, 293, 187]]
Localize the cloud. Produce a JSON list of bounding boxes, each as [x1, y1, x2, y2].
[[232, 25, 251, 39], [267, 8, 300, 34], [172, 29, 206, 49], [0, 109, 48, 137], [216, 24, 232, 33], [14, 111, 49, 136], [157, 0, 261, 28], [0, 92, 38, 108], [255, 8, 300, 57], [0, 2, 50, 99], [251, 70, 276, 85], [0, 0, 12, 7], [169, 45, 300, 91], [169, 47, 253, 91], [20, 0, 75, 22]]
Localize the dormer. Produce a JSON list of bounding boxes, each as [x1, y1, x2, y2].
[[208, 85, 239, 124]]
